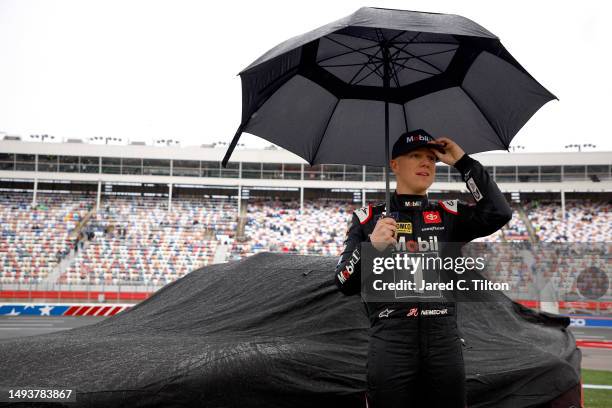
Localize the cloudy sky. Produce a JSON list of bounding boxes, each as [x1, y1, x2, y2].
[[0, 0, 610, 153]]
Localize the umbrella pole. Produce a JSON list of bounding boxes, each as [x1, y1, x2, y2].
[[382, 44, 391, 215], [384, 101, 390, 214]]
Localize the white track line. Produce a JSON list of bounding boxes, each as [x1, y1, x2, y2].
[[583, 384, 612, 390], [0, 327, 62, 330]]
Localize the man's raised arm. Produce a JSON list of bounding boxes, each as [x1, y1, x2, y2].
[[452, 153, 513, 242]]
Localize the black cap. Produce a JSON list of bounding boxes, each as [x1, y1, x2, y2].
[[391, 129, 445, 160]]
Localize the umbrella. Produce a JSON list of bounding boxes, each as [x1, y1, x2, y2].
[[222, 7, 556, 211]]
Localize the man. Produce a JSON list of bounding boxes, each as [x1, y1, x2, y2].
[[334, 129, 512, 408]]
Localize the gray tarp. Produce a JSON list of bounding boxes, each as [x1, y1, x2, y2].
[[0, 252, 580, 407]]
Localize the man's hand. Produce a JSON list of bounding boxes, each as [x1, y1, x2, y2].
[[370, 217, 397, 251], [430, 137, 465, 166]]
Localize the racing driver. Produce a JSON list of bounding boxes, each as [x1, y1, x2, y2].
[[334, 129, 512, 408]]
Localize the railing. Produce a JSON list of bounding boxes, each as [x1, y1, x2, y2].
[[0, 155, 610, 183]]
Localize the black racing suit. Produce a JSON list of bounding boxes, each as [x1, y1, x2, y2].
[[334, 154, 512, 408]]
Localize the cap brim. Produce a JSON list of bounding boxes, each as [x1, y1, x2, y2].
[[423, 142, 446, 154], [393, 142, 445, 161]]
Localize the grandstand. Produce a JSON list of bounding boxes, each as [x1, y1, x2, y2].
[[0, 138, 610, 313]]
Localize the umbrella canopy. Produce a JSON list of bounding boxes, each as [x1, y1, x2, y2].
[[222, 6, 556, 169]]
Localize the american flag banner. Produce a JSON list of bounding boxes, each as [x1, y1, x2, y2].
[[0, 303, 133, 317]]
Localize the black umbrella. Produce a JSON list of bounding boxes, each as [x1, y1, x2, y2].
[[222, 7, 556, 211]]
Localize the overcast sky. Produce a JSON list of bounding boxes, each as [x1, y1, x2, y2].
[[0, 0, 610, 154]]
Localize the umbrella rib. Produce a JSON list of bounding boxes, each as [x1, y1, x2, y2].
[[383, 29, 410, 44], [352, 60, 385, 85], [375, 27, 384, 43], [347, 28, 388, 85], [389, 43, 443, 75], [388, 31, 422, 62], [388, 42, 441, 77], [379, 28, 412, 86], [387, 32, 440, 77], [401, 103, 409, 133], [390, 59, 439, 77], [320, 61, 383, 69], [392, 46, 459, 61], [386, 38, 410, 128], [324, 36, 383, 62], [310, 99, 340, 165], [317, 43, 382, 64], [389, 52, 403, 89], [385, 32, 435, 80], [348, 28, 386, 85], [347, 46, 384, 85], [337, 31, 382, 44], [389, 40, 460, 46], [393, 30, 422, 47], [385, 32, 421, 88]]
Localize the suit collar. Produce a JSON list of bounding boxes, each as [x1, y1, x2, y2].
[[391, 191, 429, 210]]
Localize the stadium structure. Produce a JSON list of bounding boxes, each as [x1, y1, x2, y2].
[[0, 137, 610, 316]]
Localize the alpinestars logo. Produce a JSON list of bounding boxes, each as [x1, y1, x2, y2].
[[378, 308, 394, 318]]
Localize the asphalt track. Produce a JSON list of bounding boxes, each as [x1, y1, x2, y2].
[[1, 316, 611, 371], [0, 316, 101, 340]]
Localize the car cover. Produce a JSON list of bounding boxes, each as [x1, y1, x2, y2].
[[0, 252, 581, 407]]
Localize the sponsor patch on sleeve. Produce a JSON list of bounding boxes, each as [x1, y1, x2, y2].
[[354, 204, 372, 224], [337, 248, 361, 284], [337, 269, 350, 283], [438, 199, 458, 215], [466, 177, 483, 202]]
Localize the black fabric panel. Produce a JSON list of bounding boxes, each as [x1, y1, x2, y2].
[[244, 75, 338, 164], [0, 253, 580, 408], [402, 87, 503, 155], [462, 51, 557, 147], [313, 99, 406, 166]]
